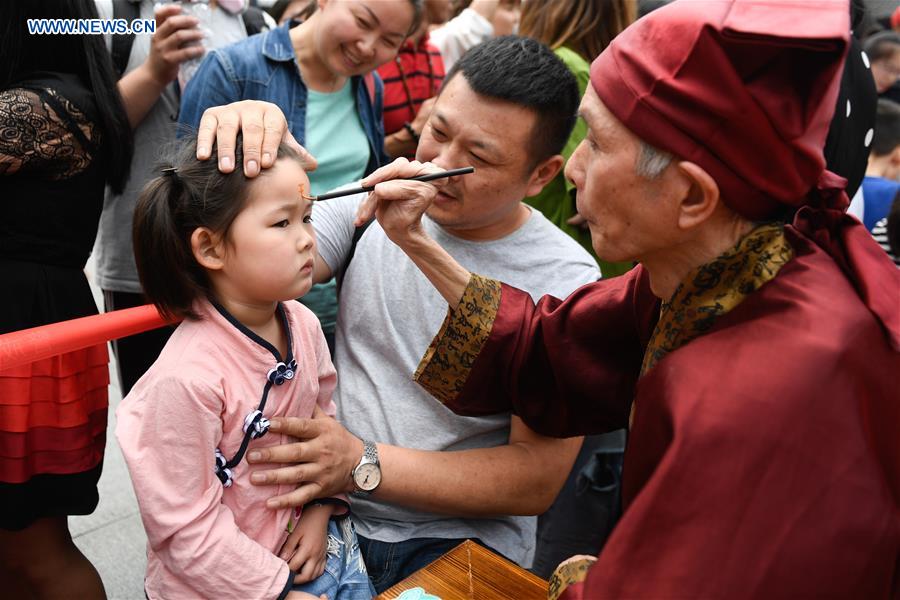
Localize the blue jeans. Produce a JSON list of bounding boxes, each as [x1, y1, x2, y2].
[[292, 519, 375, 599], [359, 536, 496, 594]]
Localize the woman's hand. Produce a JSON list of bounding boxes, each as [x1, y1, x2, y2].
[[145, 4, 205, 87]]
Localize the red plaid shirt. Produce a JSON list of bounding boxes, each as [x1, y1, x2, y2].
[[377, 34, 445, 136]]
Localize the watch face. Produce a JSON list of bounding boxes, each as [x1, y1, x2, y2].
[[354, 463, 381, 491]]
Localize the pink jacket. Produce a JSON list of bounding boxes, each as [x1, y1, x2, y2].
[[117, 299, 338, 599]]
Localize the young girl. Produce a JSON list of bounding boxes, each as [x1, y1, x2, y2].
[[117, 138, 373, 600]]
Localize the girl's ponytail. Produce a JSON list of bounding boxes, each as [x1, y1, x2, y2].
[[133, 166, 207, 321]]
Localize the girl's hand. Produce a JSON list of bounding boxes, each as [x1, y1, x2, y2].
[[280, 504, 334, 584]]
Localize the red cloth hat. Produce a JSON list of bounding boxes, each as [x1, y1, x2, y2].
[[590, 0, 899, 348]]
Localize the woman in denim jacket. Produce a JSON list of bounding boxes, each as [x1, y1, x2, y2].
[[179, 0, 422, 352]]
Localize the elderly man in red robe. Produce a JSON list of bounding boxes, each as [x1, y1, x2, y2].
[[195, 0, 899, 597], [345, 0, 900, 597]]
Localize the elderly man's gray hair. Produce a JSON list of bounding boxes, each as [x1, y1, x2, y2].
[[636, 141, 674, 179]]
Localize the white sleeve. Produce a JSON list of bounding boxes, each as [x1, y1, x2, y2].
[[429, 8, 494, 71]]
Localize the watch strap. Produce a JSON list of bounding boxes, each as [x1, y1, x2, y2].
[[362, 440, 379, 466]]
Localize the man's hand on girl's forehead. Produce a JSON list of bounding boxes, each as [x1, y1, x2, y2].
[[196, 100, 317, 177]]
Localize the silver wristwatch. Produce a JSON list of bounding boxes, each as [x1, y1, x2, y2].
[[351, 440, 381, 495]]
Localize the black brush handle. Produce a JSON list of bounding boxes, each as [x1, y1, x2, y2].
[[313, 167, 475, 201]]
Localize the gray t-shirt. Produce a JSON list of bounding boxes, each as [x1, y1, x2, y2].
[[92, 1, 254, 293], [313, 194, 600, 567]]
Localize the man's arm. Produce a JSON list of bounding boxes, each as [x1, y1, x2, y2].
[[312, 253, 332, 284], [376, 417, 582, 516], [248, 411, 581, 515]]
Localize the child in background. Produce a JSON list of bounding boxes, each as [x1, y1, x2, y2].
[[117, 138, 373, 600]]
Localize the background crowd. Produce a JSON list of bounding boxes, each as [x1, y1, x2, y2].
[[1, 0, 898, 599]]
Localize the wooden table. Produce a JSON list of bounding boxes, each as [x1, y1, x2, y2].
[[375, 540, 549, 600]]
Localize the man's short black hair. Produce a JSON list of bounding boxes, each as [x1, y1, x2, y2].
[[442, 35, 579, 168], [872, 98, 900, 156]]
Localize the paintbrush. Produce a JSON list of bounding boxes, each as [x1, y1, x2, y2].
[[301, 167, 475, 201]]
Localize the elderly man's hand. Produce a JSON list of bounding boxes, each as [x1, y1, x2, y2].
[[354, 158, 444, 245], [246, 406, 363, 509], [196, 100, 317, 177]]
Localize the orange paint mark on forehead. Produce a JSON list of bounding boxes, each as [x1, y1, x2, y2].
[[297, 182, 314, 208]]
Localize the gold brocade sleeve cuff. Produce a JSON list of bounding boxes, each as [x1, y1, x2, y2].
[[413, 273, 501, 404], [548, 555, 597, 600]]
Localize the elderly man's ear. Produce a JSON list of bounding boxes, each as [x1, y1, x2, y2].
[[673, 161, 721, 231]]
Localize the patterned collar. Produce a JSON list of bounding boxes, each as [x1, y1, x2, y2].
[[640, 221, 794, 377]]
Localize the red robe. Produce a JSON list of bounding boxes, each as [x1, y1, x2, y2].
[[419, 227, 900, 598]]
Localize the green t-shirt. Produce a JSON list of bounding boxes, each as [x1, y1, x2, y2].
[[523, 46, 632, 278], [301, 81, 371, 342], [305, 81, 370, 196]]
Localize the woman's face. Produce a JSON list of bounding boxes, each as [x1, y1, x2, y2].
[[315, 0, 414, 77]]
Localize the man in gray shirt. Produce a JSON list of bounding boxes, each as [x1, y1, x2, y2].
[[244, 36, 597, 592]]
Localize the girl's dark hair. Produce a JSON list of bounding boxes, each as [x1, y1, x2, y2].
[[0, 0, 133, 193], [133, 137, 303, 321]]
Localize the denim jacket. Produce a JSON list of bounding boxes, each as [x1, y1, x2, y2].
[[178, 20, 390, 175]]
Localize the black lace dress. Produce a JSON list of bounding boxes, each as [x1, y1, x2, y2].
[[0, 72, 111, 530]]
